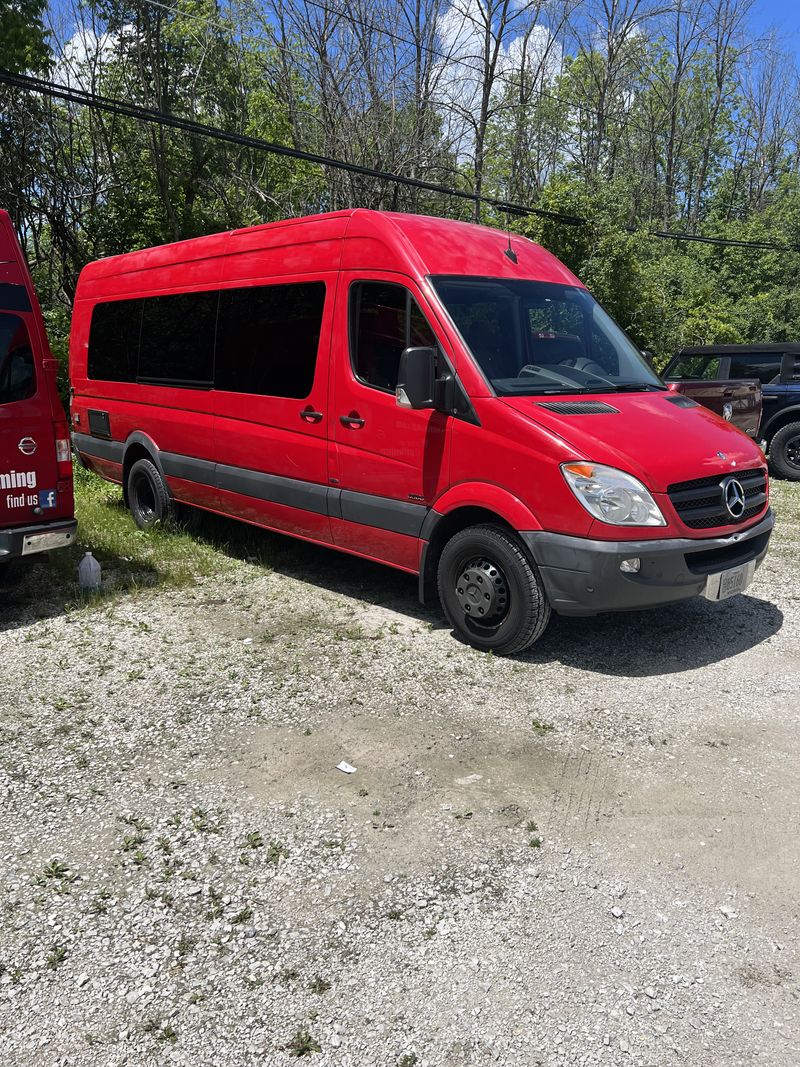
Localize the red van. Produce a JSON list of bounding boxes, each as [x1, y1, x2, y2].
[[69, 210, 772, 653], [0, 210, 76, 580]]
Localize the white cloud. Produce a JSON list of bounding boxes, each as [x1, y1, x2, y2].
[[433, 0, 563, 158]]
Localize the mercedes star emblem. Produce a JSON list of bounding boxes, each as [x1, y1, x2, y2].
[[721, 475, 746, 519]]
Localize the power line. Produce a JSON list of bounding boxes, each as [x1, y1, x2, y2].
[[644, 228, 800, 252], [2, 67, 796, 253], [0, 67, 584, 225]]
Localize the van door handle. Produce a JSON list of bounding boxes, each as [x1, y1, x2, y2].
[[340, 413, 365, 429], [300, 407, 323, 424]]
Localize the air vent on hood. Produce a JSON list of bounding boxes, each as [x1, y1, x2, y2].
[[665, 394, 699, 409], [537, 400, 620, 415]]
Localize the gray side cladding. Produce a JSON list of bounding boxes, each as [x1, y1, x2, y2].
[[72, 432, 428, 538]]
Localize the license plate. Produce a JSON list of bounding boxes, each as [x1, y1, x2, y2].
[[21, 529, 74, 556], [703, 560, 756, 601]]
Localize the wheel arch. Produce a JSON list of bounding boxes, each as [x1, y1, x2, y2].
[[121, 432, 170, 506], [762, 404, 800, 446], [418, 485, 542, 605]]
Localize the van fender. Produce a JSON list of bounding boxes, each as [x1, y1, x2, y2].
[[417, 483, 542, 604], [422, 482, 542, 539], [122, 431, 171, 499]]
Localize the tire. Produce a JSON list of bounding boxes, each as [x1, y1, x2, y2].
[[127, 458, 175, 530], [437, 524, 551, 655], [768, 421, 800, 481]]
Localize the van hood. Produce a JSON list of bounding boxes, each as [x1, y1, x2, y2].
[[501, 392, 765, 492]]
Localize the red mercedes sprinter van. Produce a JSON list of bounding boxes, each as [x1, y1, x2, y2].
[[70, 210, 772, 653], [0, 210, 76, 579]]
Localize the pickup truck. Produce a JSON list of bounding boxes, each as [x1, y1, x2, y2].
[[662, 348, 761, 440], [663, 344, 800, 480]]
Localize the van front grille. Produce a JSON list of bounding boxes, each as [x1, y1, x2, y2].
[[667, 467, 767, 529]]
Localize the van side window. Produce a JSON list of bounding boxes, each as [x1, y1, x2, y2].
[[139, 292, 217, 386], [0, 313, 36, 404], [88, 299, 142, 382], [351, 282, 437, 392], [216, 282, 325, 399], [728, 353, 782, 385]]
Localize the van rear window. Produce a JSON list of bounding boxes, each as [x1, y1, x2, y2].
[[0, 314, 36, 404], [88, 299, 142, 382]]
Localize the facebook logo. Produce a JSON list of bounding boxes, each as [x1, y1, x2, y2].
[[39, 489, 57, 509]]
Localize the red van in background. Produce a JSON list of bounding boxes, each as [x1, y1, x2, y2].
[[69, 210, 772, 653], [0, 210, 75, 580]]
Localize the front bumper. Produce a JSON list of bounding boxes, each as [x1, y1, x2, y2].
[[0, 518, 77, 561], [522, 510, 774, 616]]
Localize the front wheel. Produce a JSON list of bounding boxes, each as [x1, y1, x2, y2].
[[769, 421, 800, 481], [437, 525, 551, 655]]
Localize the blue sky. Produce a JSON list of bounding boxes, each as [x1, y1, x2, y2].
[[751, 0, 800, 56]]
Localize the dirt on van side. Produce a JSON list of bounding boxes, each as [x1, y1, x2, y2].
[[0, 481, 798, 1067]]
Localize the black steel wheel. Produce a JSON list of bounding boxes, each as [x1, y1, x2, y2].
[[127, 458, 175, 529], [769, 421, 800, 481], [437, 524, 551, 654]]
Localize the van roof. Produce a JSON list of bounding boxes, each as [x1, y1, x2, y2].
[[76, 209, 583, 290]]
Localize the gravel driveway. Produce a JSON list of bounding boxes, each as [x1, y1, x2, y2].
[[1, 480, 798, 1066]]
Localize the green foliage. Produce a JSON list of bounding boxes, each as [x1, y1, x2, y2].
[[0, 0, 50, 72]]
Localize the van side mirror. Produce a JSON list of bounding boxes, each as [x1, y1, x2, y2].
[[641, 349, 656, 366], [397, 346, 436, 409]]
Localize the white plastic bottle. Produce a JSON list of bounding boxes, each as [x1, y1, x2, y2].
[[78, 551, 102, 591]]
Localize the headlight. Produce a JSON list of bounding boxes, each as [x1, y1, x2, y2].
[[561, 462, 666, 526]]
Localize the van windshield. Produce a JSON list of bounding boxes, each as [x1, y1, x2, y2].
[[431, 277, 664, 396], [0, 313, 36, 405]]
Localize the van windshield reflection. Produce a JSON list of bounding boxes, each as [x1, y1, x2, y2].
[[431, 277, 664, 396]]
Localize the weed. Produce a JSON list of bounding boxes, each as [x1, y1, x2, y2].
[[35, 859, 76, 887], [120, 832, 146, 853], [266, 841, 288, 865], [89, 887, 112, 915], [285, 1029, 321, 1057], [47, 945, 67, 970], [118, 814, 151, 832], [525, 820, 539, 833], [309, 976, 331, 994], [230, 905, 253, 925], [244, 830, 264, 849], [531, 718, 554, 734], [454, 810, 473, 821], [142, 1018, 178, 1044], [358, 788, 369, 797], [398, 1055, 418, 1067], [388, 908, 403, 921], [529, 836, 543, 849]]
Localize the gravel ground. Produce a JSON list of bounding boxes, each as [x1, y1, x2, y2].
[[1, 480, 799, 1066]]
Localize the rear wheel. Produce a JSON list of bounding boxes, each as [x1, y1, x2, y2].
[[127, 458, 175, 529], [769, 422, 800, 481], [437, 524, 551, 655]]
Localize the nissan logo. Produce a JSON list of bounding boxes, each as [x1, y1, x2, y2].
[[721, 475, 746, 519], [18, 437, 37, 455]]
